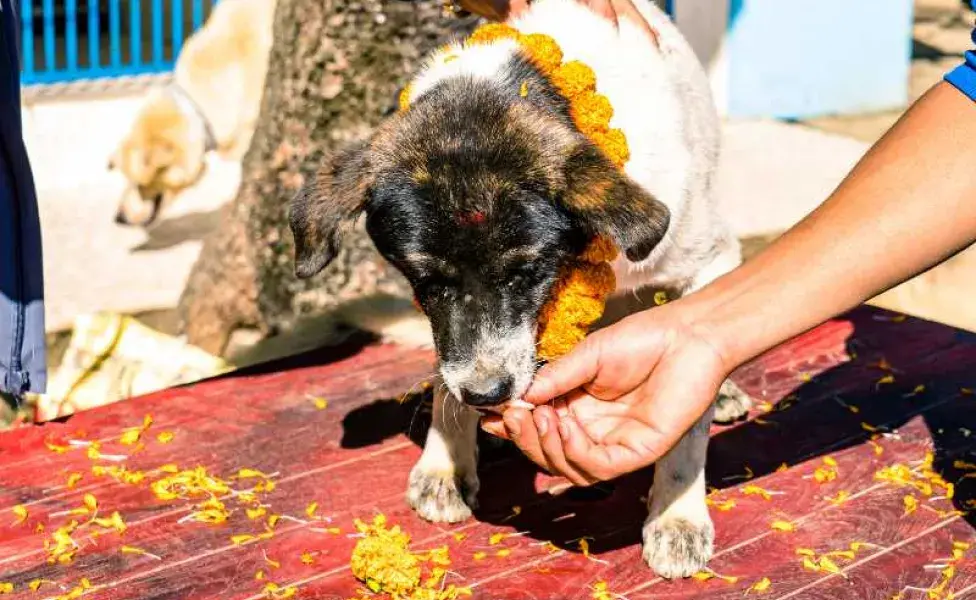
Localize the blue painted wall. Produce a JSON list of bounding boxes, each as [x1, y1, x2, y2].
[[726, 0, 914, 118]]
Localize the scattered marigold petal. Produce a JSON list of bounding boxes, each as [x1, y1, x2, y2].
[[237, 468, 270, 479], [747, 577, 772, 594], [305, 502, 318, 518], [519, 82, 529, 97], [119, 428, 142, 446], [795, 548, 816, 557], [93, 511, 127, 533], [231, 534, 255, 545], [741, 485, 777, 500], [496, 549, 512, 557], [869, 440, 884, 455], [0, 582, 11, 594], [12, 505, 27, 524], [247, 507, 268, 520], [770, 520, 795, 532], [818, 557, 841, 574], [300, 551, 315, 565], [876, 374, 895, 387], [66, 473, 83, 489], [29, 580, 45, 591], [826, 491, 850, 505], [489, 533, 506, 545], [255, 570, 265, 581], [310, 397, 328, 410], [45, 439, 70, 453], [156, 432, 175, 444], [706, 498, 737, 511], [473, 552, 487, 560], [453, 532, 467, 541], [83, 493, 98, 513]]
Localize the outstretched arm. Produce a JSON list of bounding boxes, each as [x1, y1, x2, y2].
[[484, 81, 976, 484]]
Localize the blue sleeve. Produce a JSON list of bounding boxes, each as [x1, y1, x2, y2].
[[945, 28, 976, 102]]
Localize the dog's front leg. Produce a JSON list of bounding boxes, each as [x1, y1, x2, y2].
[[642, 403, 714, 578], [407, 380, 480, 523]]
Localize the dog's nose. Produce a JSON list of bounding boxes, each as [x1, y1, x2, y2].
[[114, 211, 128, 225], [460, 377, 513, 407]]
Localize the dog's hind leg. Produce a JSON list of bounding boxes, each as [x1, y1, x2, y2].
[[407, 380, 480, 523], [642, 403, 715, 578]]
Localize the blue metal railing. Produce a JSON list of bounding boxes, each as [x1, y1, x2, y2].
[[19, 0, 214, 86]]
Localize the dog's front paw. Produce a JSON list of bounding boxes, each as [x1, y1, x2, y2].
[[641, 515, 714, 579], [713, 379, 751, 424], [406, 465, 478, 524]]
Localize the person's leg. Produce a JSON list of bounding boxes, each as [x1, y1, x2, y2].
[[0, 0, 47, 400]]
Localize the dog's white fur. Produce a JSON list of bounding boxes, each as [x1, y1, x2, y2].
[[377, 0, 747, 578], [110, 0, 276, 225]]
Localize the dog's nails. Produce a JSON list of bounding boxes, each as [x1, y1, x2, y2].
[[508, 399, 534, 410]]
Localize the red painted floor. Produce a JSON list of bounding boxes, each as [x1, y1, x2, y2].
[[1, 306, 975, 600]]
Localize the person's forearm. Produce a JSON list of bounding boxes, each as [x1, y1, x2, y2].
[[683, 82, 976, 371]]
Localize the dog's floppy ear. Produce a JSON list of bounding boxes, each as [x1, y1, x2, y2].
[[562, 142, 670, 262], [290, 142, 373, 278]]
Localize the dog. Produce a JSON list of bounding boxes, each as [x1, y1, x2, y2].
[[108, 0, 276, 226], [289, 0, 750, 578]]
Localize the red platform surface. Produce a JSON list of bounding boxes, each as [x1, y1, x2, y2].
[[1, 306, 976, 599]]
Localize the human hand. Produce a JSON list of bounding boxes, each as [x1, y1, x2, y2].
[[481, 305, 730, 485], [457, 0, 659, 42]]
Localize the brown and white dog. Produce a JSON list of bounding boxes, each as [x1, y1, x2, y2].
[[290, 0, 748, 578], [109, 0, 276, 226]]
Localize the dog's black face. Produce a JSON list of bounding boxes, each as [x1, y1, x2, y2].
[[366, 171, 586, 408], [290, 71, 671, 409]]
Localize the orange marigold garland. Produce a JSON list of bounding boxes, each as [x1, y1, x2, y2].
[[402, 22, 631, 361]]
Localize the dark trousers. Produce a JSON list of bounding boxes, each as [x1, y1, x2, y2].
[[0, 0, 47, 394]]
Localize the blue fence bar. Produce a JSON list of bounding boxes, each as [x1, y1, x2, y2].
[[20, 0, 34, 77], [129, 0, 141, 67], [42, 0, 54, 70], [20, 0, 215, 86], [172, 0, 183, 60], [110, 0, 121, 68], [88, 0, 98, 68], [192, 0, 202, 30], [66, 0, 78, 71], [152, 0, 163, 65]]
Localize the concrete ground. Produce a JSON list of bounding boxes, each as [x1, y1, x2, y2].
[[21, 0, 972, 356]]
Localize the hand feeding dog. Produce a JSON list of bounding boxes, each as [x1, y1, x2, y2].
[[290, 0, 751, 578]]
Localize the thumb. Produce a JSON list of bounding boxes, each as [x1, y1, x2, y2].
[[525, 337, 603, 405]]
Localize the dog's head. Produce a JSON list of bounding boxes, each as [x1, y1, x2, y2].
[[290, 76, 669, 409], [108, 89, 210, 226]]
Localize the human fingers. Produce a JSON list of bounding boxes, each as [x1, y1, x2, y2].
[[504, 407, 554, 473], [609, 0, 659, 43], [535, 406, 595, 485]]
